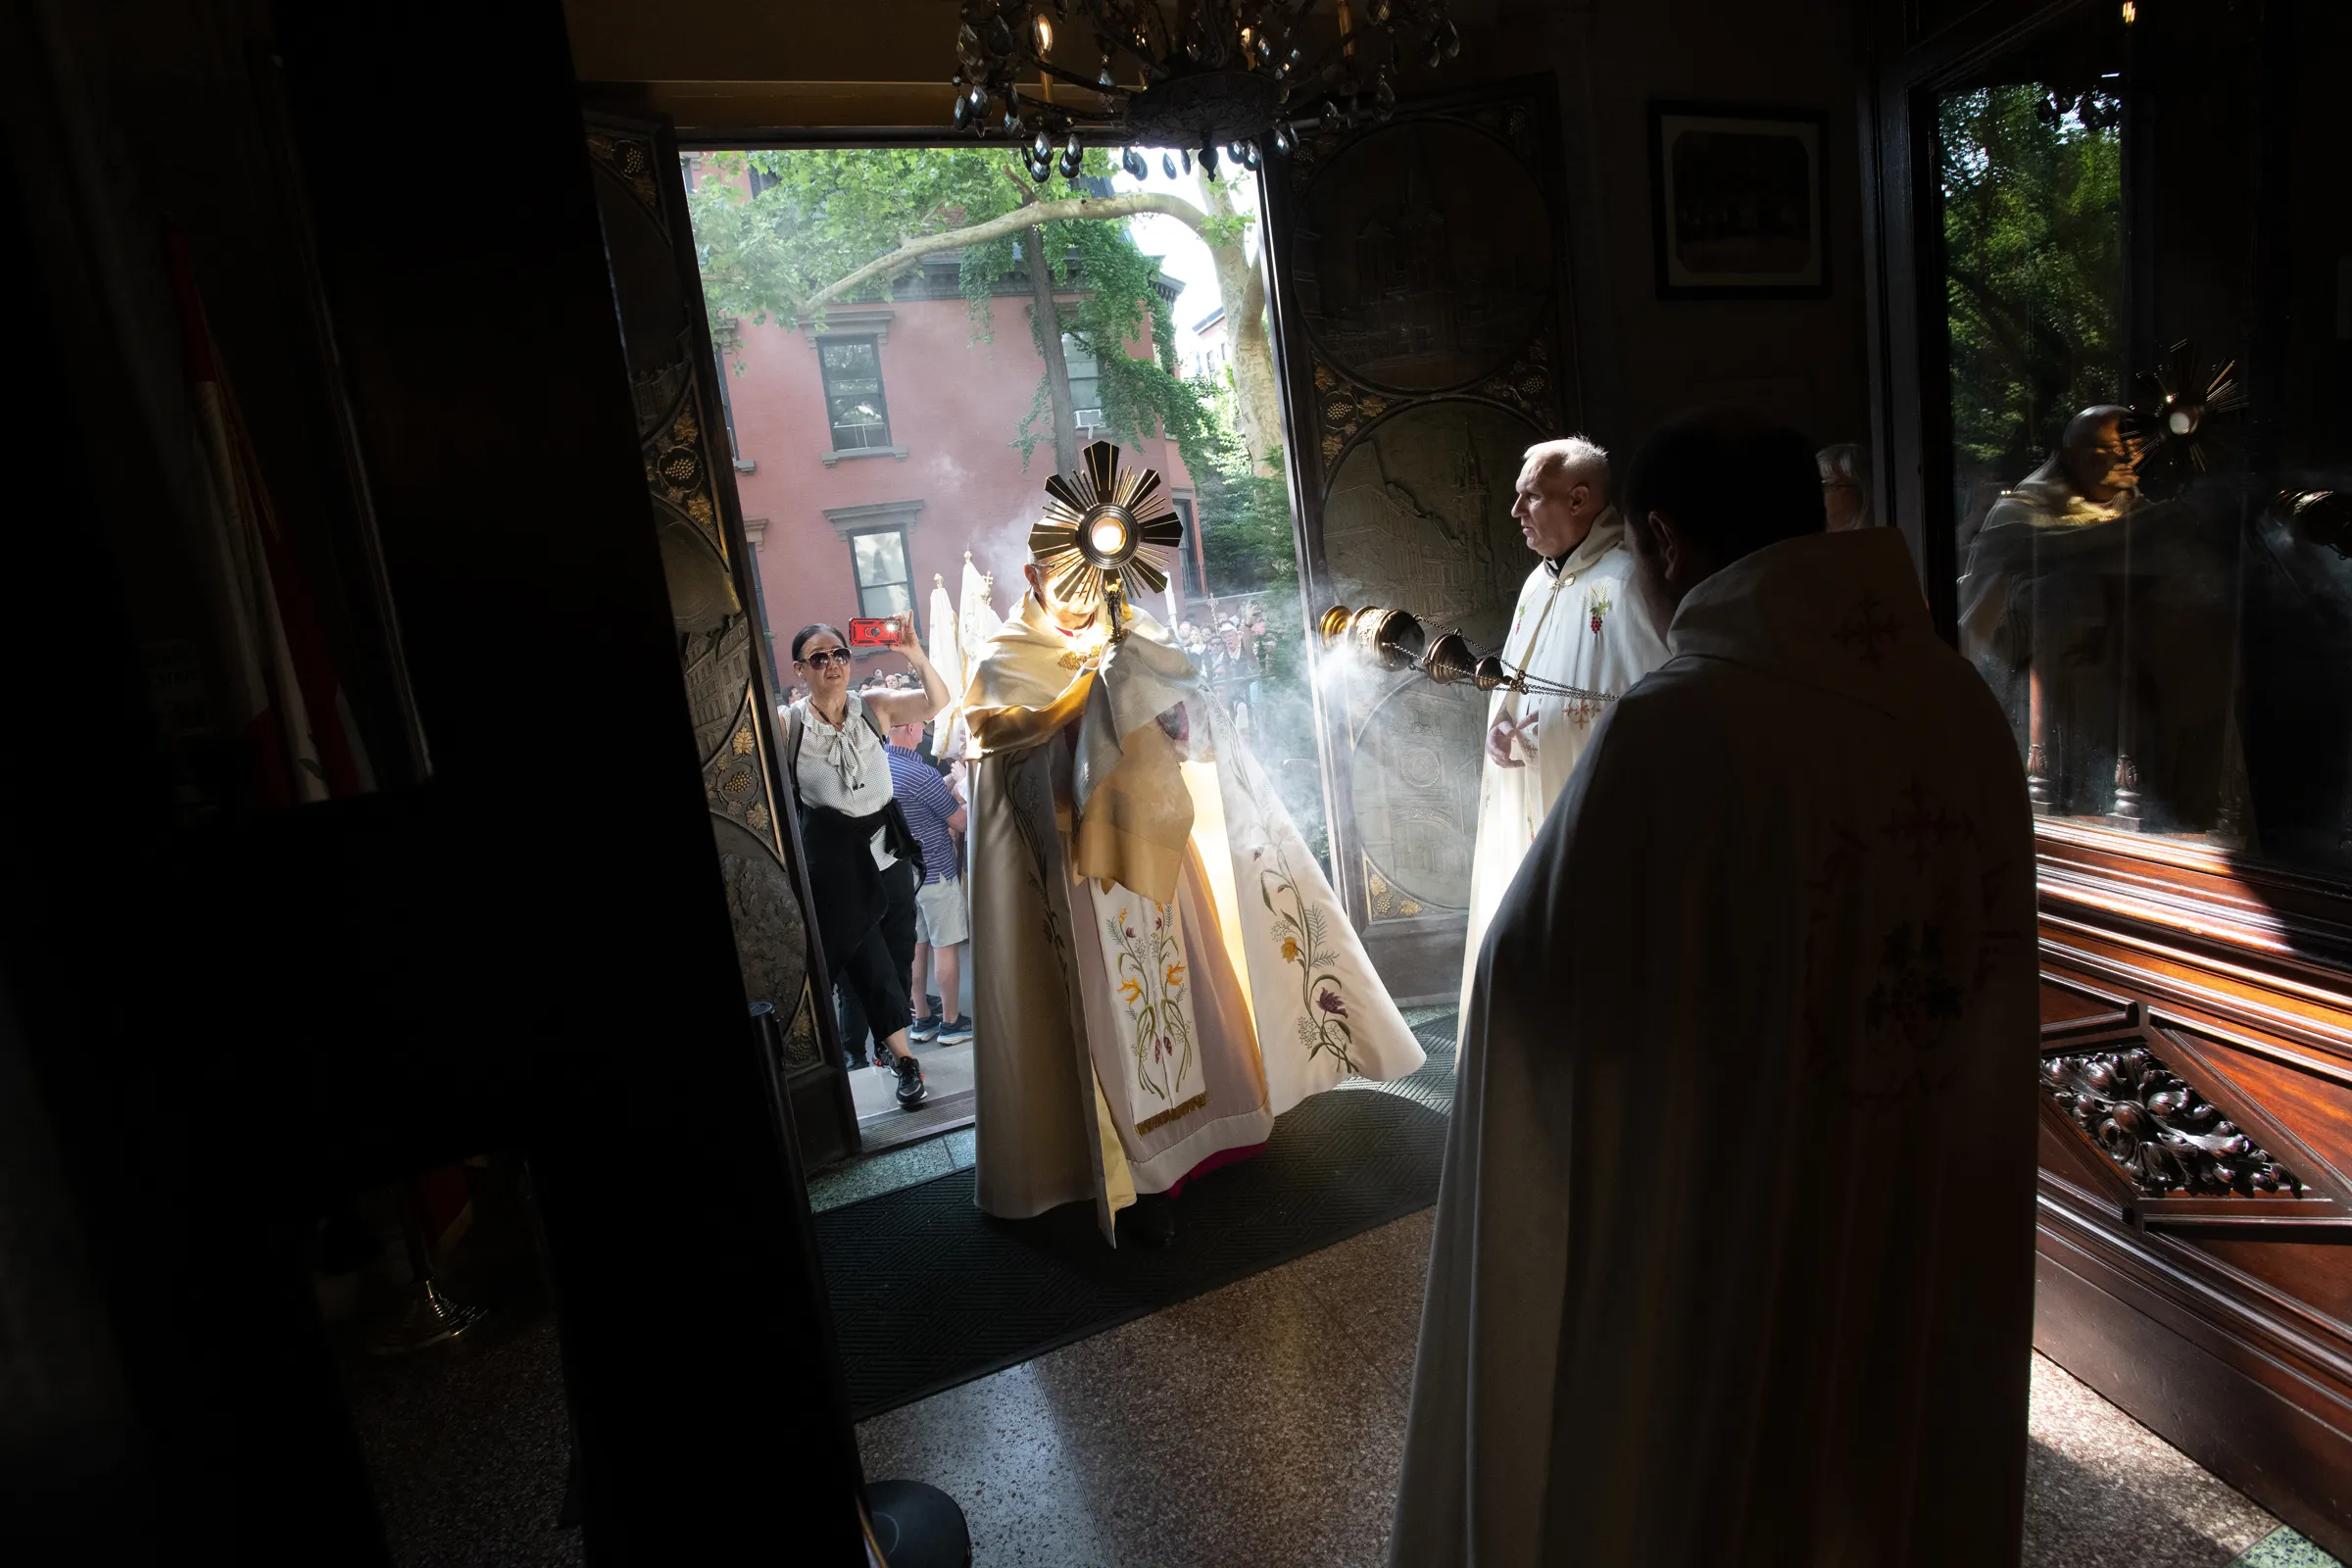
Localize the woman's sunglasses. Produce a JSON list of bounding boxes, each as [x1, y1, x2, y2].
[[800, 649, 852, 669]]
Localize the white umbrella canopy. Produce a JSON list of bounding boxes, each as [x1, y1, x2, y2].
[[957, 552, 1002, 673], [926, 571, 964, 734]]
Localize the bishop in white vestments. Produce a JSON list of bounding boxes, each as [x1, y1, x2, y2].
[[1460, 438, 1668, 1017], [963, 557, 1426, 1247], [1395, 412, 2039, 1566]]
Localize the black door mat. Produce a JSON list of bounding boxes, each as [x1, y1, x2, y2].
[[816, 1080, 1450, 1420]]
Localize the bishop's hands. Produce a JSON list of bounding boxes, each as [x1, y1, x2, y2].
[[1157, 704, 1191, 762], [1486, 710, 1536, 769]]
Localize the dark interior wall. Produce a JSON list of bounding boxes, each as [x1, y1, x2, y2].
[[0, 0, 399, 1549], [7, 0, 366, 771], [1501, 0, 1871, 454]]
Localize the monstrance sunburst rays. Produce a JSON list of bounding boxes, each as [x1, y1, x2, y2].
[[1027, 439, 1184, 639], [2135, 339, 2250, 477]]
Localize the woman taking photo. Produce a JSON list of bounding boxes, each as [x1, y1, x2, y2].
[[783, 613, 951, 1109]]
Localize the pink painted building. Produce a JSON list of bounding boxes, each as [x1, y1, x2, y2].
[[717, 249, 1197, 689]]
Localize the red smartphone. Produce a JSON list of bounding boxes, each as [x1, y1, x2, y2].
[[848, 616, 905, 648]]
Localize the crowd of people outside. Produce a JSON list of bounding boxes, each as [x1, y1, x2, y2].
[[1175, 597, 1278, 736]]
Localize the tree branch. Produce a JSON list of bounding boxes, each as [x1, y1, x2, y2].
[[802, 190, 1215, 312]]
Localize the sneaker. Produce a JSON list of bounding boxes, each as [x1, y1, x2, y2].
[[893, 1053, 928, 1109], [908, 1012, 942, 1043], [935, 1017, 973, 1045], [870, 1035, 893, 1070]]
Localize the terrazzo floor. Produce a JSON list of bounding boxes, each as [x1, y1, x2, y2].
[[858, 1200, 2340, 1568], [354, 1000, 2342, 1566]]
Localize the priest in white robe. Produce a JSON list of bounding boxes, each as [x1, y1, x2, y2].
[[1460, 437, 1668, 1018], [964, 548, 1426, 1248], [1394, 411, 2039, 1566]]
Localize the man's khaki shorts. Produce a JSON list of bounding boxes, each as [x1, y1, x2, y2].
[[913, 874, 969, 948]]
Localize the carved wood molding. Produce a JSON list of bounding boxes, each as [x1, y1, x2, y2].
[[2039, 972, 2138, 1042], [2035, 962, 2352, 1251], [2042, 1044, 2319, 1206], [2042, 923, 2352, 1082], [2034, 820, 2352, 1077], [2036, 1188, 2352, 1398], [2037, 819, 2352, 972]]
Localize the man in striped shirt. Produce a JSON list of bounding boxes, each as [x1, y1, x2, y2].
[[886, 721, 971, 1045]]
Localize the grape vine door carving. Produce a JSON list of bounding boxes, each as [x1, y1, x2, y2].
[[1265, 76, 1583, 999], [583, 112, 859, 1167]]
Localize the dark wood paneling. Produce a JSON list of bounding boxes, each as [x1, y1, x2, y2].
[[2039, 973, 2134, 1034], [2036, 1200, 2352, 1559]]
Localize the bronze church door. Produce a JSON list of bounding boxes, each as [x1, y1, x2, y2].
[[582, 112, 861, 1167], [1263, 77, 1585, 1000]]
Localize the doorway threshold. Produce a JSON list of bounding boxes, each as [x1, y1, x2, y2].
[[810, 1123, 977, 1214], [846, 1039, 974, 1155], [858, 1090, 975, 1154]]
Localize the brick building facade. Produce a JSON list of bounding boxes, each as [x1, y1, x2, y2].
[[717, 249, 1198, 688]]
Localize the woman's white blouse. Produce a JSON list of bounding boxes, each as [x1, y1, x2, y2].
[[790, 693, 897, 867]]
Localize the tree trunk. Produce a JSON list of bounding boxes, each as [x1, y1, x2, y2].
[[1025, 224, 1080, 477], [1200, 179, 1284, 478]]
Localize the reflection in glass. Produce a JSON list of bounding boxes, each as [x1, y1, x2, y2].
[[1938, 1, 2352, 873], [819, 336, 892, 450], [852, 528, 913, 621]]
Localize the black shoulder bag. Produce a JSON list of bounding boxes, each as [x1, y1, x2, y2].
[[785, 699, 925, 884]]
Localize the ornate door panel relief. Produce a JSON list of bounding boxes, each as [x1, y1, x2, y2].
[[1264, 77, 1581, 1001], [585, 115, 857, 1167]]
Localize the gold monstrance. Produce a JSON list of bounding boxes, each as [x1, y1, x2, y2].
[[1029, 440, 1184, 644]]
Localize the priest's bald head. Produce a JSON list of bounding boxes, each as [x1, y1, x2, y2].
[[1513, 436, 1610, 559], [1624, 408, 1826, 620]]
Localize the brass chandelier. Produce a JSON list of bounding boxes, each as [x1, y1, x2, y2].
[[952, 0, 1461, 181]]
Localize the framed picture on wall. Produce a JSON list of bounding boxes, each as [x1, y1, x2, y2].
[[1647, 102, 1828, 298]]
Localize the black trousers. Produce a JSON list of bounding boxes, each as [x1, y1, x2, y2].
[[836, 857, 917, 1059]]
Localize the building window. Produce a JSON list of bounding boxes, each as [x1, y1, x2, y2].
[[849, 528, 914, 622], [818, 337, 892, 451], [747, 163, 779, 198], [1062, 333, 1103, 432]]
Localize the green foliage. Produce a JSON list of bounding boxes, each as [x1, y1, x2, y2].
[[1009, 163, 1223, 473], [686, 144, 1231, 486], [687, 146, 1029, 342], [1196, 451, 1297, 603], [1939, 86, 2126, 477]]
